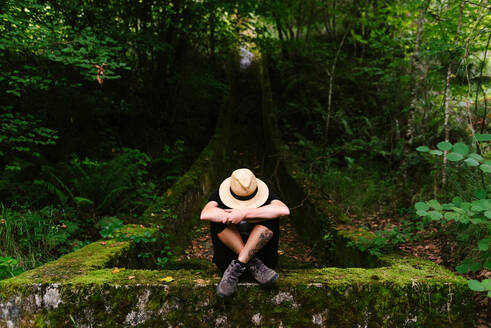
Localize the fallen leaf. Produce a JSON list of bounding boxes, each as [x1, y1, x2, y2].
[[128, 276, 135, 280], [195, 279, 208, 284], [112, 267, 125, 273], [277, 250, 285, 255], [160, 276, 174, 283], [100, 241, 106, 245]]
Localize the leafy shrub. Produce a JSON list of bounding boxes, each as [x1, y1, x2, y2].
[[347, 225, 415, 257], [0, 107, 59, 172], [33, 148, 156, 216], [415, 136, 491, 297]]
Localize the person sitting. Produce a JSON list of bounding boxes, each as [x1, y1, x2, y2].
[[200, 168, 290, 298]]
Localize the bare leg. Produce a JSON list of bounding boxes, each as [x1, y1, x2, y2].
[[217, 225, 244, 255], [238, 225, 273, 264]]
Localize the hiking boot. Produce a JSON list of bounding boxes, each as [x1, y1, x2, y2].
[[247, 257, 279, 286], [216, 260, 246, 299]]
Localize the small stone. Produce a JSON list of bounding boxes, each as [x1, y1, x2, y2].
[[251, 313, 262, 326], [312, 313, 323, 325], [43, 284, 62, 309]]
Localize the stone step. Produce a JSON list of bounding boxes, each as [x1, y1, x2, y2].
[[0, 225, 473, 327]]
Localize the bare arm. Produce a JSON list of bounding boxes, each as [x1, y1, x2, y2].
[[225, 200, 290, 224], [200, 201, 229, 223], [244, 200, 290, 220]]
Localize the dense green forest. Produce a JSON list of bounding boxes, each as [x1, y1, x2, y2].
[[0, 0, 489, 314]]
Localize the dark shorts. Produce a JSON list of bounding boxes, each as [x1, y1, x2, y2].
[[210, 219, 280, 272]]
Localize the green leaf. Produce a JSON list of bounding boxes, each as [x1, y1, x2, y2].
[[474, 189, 487, 199], [73, 197, 94, 206], [453, 142, 469, 155], [470, 218, 485, 224], [428, 199, 442, 211], [437, 141, 452, 151], [444, 212, 460, 221], [452, 197, 463, 206], [464, 158, 480, 167], [442, 203, 454, 210], [428, 211, 443, 221], [447, 152, 464, 161], [479, 164, 491, 173], [471, 204, 483, 212], [482, 279, 491, 290], [470, 262, 482, 272], [416, 146, 429, 152], [469, 153, 484, 161], [485, 258, 491, 270], [475, 134, 491, 142], [485, 211, 491, 219], [468, 280, 484, 291], [416, 210, 428, 217], [429, 150, 443, 156], [456, 263, 469, 273], [478, 238, 490, 251], [415, 202, 430, 211]]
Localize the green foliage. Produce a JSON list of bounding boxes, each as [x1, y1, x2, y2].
[[0, 106, 58, 171], [0, 256, 23, 279], [32, 148, 156, 215], [0, 0, 130, 96], [0, 204, 82, 273], [98, 220, 172, 270], [416, 140, 490, 296], [347, 226, 413, 257], [97, 217, 124, 239]]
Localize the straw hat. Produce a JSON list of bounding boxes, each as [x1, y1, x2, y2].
[[219, 168, 269, 209]]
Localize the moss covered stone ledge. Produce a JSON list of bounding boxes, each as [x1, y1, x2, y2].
[[0, 254, 473, 327]]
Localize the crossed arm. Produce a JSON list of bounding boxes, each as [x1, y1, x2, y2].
[[200, 200, 290, 224]]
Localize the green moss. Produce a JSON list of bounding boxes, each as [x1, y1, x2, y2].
[[0, 261, 473, 327], [0, 225, 154, 289]]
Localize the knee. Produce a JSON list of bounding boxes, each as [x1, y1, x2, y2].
[[258, 226, 273, 239]]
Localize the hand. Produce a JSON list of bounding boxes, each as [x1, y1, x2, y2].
[[223, 208, 246, 224]]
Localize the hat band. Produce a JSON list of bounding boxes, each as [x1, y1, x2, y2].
[[230, 187, 258, 201]]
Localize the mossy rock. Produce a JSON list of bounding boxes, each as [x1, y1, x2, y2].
[[0, 254, 473, 327]]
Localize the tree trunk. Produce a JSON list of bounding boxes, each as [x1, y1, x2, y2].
[[405, 0, 430, 151], [477, 33, 490, 133], [442, 0, 465, 187], [324, 26, 351, 141]]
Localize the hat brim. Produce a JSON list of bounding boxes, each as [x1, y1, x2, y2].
[[219, 177, 269, 209]]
